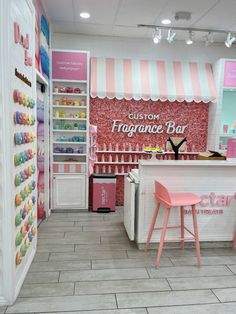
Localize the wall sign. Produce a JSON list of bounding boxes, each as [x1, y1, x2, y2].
[[112, 113, 188, 137], [14, 22, 32, 66], [224, 61, 236, 87], [52, 51, 87, 80]]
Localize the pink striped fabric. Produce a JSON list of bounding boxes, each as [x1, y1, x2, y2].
[[123, 59, 133, 100], [90, 57, 217, 103]]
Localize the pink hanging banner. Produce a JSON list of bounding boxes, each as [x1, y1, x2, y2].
[[52, 51, 87, 80], [224, 61, 236, 87]]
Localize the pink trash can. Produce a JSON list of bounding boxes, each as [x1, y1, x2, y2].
[[93, 174, 116, 212]]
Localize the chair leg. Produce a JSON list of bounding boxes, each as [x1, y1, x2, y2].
[[232, 232, 236, 249], [180, 206, 185, 250], [156, 208, 171, 267], [192, 205, 201, 267], [145, 202, 160, 252]]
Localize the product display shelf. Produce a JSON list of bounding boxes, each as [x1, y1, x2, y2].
[[53, 105, 87, 109], [51, 49, 90, 210], [53, 92, 87, 96], [53, 117, 87, 121], [0, 0, 37, 305]]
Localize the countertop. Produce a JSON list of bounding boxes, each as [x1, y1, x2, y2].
[[139, 160, 236, 166]]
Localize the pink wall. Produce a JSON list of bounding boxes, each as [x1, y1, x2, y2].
[[90, 97, 209, 205]]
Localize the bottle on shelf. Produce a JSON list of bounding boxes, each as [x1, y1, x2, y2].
[[109, 143, 113, 151], [115, 143, 119, 151]]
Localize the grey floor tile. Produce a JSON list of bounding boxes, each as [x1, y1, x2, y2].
[[168, 275, 236, 290], [49, 250, 127, 261], [6, 295, 116, 313], [75, 243, 134, 251], [60, 268, 149, 282], [33, 252, 49, 262], [38, 235, 101, 245], [37, 309, 147, 314], [24, 271, 59, 284], [101, 236, 132, 244], [227, 264, 236, 274], [201, 248, 236, 256], [29, 260, 91, 272], [38, 226, 83, 233], [0, 307, 6, 314], [36, 244, 75, 253], [92, 257, 172, 269], [65, 230, 127, 238], [147, 302, 236, 314], [75, 221, 123, 227], [19, 283, 74, 298], [170, 255, 236, 266], [75, 278, 170, 295], [212, 287, 236, 302], [38, 232, 65, 239], [83, 225, 124, 232], [147, 265, 233, 278], [126, 251, 157, 259], [40, 221, 74, 227], [116, 289, 218, 308]]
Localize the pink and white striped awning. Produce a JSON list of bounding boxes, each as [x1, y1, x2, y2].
[[90, 57, 217, 103]]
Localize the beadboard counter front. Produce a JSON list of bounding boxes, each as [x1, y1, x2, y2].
[[124, 159, 236, 245]]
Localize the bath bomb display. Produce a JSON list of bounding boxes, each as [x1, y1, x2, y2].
[[15, 251, 22, 265]]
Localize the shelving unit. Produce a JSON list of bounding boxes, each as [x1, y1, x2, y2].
[[51, 49, 90, 210], [209, 59, 236, 151], [0, 0, 37, 305]]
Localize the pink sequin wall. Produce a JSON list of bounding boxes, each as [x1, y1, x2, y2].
[[90, 97, 209, 205]]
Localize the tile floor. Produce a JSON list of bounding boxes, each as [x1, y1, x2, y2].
[[4, 207, 236, 313]]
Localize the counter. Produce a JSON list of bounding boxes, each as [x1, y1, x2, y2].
[[124, 160, 236, 245]]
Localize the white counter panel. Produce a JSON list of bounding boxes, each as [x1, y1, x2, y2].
[[136, 160, 236, 244]]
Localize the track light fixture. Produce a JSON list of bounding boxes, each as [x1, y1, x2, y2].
[[185, 31, 193, 45], [167, 29, 176, 43], [204, 32, 214, 46], [225, 32, 236, 48], [153, 28, 162, 44], [138, 24, 236, 48]]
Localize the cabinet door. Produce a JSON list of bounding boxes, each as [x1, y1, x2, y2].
[[53, 174, 86, 209], [124, 176, 136, 240]]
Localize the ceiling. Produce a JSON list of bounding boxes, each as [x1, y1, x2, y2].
[[42, 0, 236, 44]]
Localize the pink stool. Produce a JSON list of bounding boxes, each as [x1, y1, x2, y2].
[[146, 181, 202, 267], [233, 232, 236, 249]]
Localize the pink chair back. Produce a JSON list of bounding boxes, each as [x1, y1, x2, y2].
[[155, 181, 171, 205]]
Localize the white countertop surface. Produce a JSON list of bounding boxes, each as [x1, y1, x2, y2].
[[139, 160, 236, 166]]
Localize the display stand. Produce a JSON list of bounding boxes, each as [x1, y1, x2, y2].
[[50, 50, 90, 210], [208, 58, 236, 151], [0, 0, 37, 305]]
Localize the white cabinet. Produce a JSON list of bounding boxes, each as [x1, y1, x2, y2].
[[53, 174, 86, 209], [51, 50, 90, 210]]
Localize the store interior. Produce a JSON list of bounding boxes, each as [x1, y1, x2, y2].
[[1, 0, 236, 312]]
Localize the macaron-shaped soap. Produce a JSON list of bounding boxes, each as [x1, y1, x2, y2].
[[24, 185, 30, 196], [31, 196, 36, 205], [25, 202, 30, 214], [31, 226, 36, 236], [25, 237, 30, 249], [15, 193, 22, 206], [31, 181, 36, 190], [25, 220, 30, 232], [28, 231, 33, 242], [15, 232, 23, 246], [15, 251, 22, 265], [28, 215, 34, 225], [31, 164, 36, 174], [20, 244, 27, 256], [20, 190, 27, 201], [21, 225, 27, 238], [15, 213, 22, 227], [15, 174, 21, 187], [14, 153, 21, 166], [21, 207, 27, 219]]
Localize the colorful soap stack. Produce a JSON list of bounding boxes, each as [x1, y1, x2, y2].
[[13, 89, 37, 266]]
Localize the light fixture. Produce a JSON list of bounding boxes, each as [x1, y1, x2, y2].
[[80, 12, 90, 19], [185, 31, 193, 45], [153, 28, 162, 44], [161, 19, 171, 25], [225, 32, 236, 48], [205, 32, 214, 46], [167, 29, 176, 43]]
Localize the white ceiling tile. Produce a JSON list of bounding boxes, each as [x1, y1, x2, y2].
[[72, 0, 121, 24], [42, 0, 74, 22], [115, 0, 167, 26]]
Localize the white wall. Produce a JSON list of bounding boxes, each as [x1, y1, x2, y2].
[[52, 32, 236, 63]]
